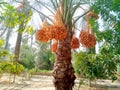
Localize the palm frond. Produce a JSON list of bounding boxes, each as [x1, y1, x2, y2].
[[50, 0, 56, 10], [73, 10, 90, 26], [36, 0, 55, 15], [64, 0, 73, 24], [29, 5, 53, 22]]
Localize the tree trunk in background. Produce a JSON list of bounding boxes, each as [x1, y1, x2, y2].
[[4, 29, 11, 49], [53, 27, 76, 90], [0, 26, 8, 37], [14, 32, 22, 62]]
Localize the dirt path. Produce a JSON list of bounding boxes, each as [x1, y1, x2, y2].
[[0, 75, 120, 90], [0, 75, 54, 90]]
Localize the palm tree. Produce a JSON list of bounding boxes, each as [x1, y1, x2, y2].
[[4, 29, 12, 50], [14, 0, 32, 62], [14, 30, 23, 62], [35, 0, 95, 90]]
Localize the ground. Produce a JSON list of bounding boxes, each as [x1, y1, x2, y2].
[[0, 74, 120, 90]]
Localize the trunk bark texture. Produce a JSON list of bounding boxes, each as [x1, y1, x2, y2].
[[4, 29, 11, 49], [14, 32, 22, 62], [53, 29, 76, 90]]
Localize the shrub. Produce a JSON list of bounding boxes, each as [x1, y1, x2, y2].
[[73, 52, 117, 81]]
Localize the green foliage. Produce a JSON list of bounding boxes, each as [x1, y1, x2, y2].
[[12, 63, 24, 74], [0, 63, 3, 75], [19, 45, 35, 70], [34, 69, 52, 75], [0, 0, 7, 21], [0, 39, 4, 46], [117, 63, 120, 75], [2, 4, 17, 27], [0, 1, 32, 33], [35, 50, 54, 70], [0, 50, 8, 57], [24, 26, 34, 34], [35, 42, 55, 70], [88, 5, 120, 83], [91, 0, 120, 54], [73, 52, 118, 81], [73, 52, 87, 74], [29, 68, 35, 75], [0, 62, 24, 75], [73, 52, 102, 80], [92, 0, 120, 22], [0, 39, 9, 58], [29, 68, 51, 74]]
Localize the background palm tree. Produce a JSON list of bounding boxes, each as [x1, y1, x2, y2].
[[4, 29, 12, 50], [14, 0, 32, 62]]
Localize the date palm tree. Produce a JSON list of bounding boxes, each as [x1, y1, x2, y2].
[[14, 0, 32, 62], [35, 0, 94, 90]]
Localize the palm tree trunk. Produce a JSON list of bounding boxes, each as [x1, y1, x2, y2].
[[53, 29, 76, 90], [4, 29, 11, 49], [14, 32, 22, 62]]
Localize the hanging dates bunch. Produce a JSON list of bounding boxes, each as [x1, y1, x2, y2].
[[36, 20, 52, 42], [79, 10, 98, 48], [36, 24, 67, 42], [36, 8, 67, 42], [47, 25, 67, 41], [79, 24, 96, 48], [51, 40, 58, 53], [71, 36, 80, 49]]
